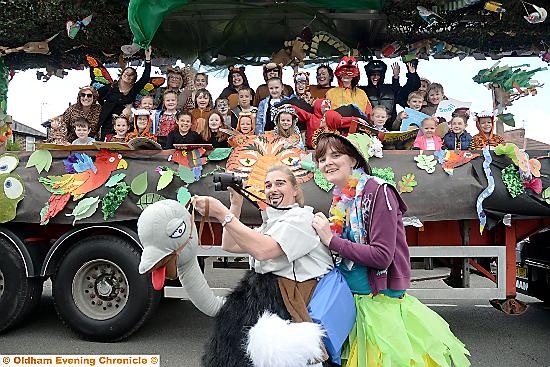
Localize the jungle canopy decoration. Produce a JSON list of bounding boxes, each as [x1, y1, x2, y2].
[[0, 1, 548, 70]]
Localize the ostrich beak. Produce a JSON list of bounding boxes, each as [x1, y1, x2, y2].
[[117, 159, 128, 170]]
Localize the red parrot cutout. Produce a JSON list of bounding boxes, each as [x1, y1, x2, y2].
[[39, 150, 128, 224]]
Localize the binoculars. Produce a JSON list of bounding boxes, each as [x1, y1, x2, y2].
[[213, 172, 243, 191]]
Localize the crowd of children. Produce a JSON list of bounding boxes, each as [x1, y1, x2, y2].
[[58, 56, 505, 151]]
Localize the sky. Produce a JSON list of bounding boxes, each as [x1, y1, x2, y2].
[[6, 56, 550, 142]]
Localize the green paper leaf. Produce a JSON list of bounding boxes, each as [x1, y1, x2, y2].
[[398, 173, 417, 193], [498, 113, 515, 127], [65, 196, 100, 225], [26, 150, 52, 174], [136, 193, 166, 210], [414, 153, 437, 174], [105, 173, 126, 187], [157, 170, 174, 191], [178, 165, 195, 184], [313, 168, 333, 192], [131, 171, 148, 195], [207, 148, 232, 161], [177, 187, 192, 206], [371, 167, 396, 186], [542, 187, 550, 205]]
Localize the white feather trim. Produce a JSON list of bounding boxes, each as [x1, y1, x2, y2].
[[247, 312, 325, 367]]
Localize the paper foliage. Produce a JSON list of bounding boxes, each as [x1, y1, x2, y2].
[[26, 150, 52, 173]]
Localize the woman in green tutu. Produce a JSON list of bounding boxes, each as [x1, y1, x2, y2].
[[311, 132, 470, 367]]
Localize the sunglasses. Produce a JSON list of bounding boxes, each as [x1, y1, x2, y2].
[[79, 93, 93, 98]]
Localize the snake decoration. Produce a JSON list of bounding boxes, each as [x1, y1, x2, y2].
[[476, 148, 495, 234]]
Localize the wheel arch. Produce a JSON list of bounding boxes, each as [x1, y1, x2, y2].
[[41, 224, 142, 277], [0, 227, 35, 277]]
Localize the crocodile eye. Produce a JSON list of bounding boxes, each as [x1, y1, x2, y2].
[[0, 155, 18, 173], [4, 177, 23, 199]]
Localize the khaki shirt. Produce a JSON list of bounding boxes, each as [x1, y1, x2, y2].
[[251, 205, 333, 281]]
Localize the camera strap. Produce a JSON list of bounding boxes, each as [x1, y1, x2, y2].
[[231, 184, 291, 211], [189, 199, 216, 248]]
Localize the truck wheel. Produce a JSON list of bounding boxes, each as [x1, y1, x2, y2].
[[52, 235, 160, 341], [0, 237, 43, 333]]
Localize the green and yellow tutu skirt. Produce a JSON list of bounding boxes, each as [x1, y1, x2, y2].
[[341, 294, 470, 367]]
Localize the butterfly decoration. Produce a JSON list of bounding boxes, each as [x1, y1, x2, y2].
[[66, 15, 93, 39], [85, 55, 165, 105]]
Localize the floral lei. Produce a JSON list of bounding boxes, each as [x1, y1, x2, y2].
[[329, 168, 366, 237]]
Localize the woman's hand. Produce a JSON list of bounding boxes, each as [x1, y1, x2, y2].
[[144, 46, 152, 61], [312, 212, 333, 247], [192, 195, 229, 222], [391, 62, 400, 78]]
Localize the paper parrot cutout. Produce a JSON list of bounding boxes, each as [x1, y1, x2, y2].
[[0, 154, 25, 223], [38, 150, 127, 224], [66, 15, 93, 39]]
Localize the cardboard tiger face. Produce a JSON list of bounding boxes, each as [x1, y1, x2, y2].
[[226, 132, 312, 200]]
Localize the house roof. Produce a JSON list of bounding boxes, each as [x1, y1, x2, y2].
[[503, 128, 550, 151], [0, 0, 547, 70], [11, 121, 47, 138]]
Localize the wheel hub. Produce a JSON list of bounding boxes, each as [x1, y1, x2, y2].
[[72, 259, 129, 320]]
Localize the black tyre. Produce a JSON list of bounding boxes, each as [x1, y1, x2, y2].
[[0, 237, 43, 333], [52, 235, 160, 341]]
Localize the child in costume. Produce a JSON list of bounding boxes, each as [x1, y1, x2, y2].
[[189, 72, 208, 110], [126, 109, 156, 141], [190, 88, 213, 134], [155, 90, 179, 148], [294, 70, 314, 106], [325, 56, 372, 116], [215, 97, 232, 127], [193, 164, 334, 366], [312, 132, 470, 367], [443, 114, 472, 150], [253, 62, 294, 106], [218, 65, 254, 110], [414, 117, 443, 150], [201, 110, 229, 148], [273, 106, 304, 149], [256, 77, 286, 134], [469, 111, 505, 150], [71, 117, 95, 145], [236, 112, 256, 135], [165, 111, 204, 148], [370, 105, 389, 132], [138, 95, 158, 134], [230, 87, 257, 128], [105, 114, 130, 142]]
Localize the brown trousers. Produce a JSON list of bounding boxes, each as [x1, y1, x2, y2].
[[277, 276, 328, 363]]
